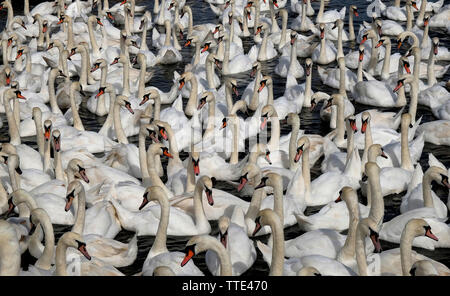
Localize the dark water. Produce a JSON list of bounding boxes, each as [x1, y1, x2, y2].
[[1, 0, 449, 275]]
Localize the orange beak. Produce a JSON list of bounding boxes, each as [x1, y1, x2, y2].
[[95, 89, 104, 98], [260, 117, 268, 130], [359, 51, 364, 62], [361, 121, 368, 133], [16, 51, 23, 60], [42, 24, 47, 33], [179, 80, 185, 90], [17, 93, 26, 100], [184, 40, 191, 47], [201, 44, 209, 53], [375, 40, 383, 48], [393, 81, 403, 92], [181, 249, 194, 267], [163, 150, 173, 158], [404, 63, 411, 74], [258, 81, 266, 93], [193, 163, 200, 175], [97, 19, 104, 26], [397, 41, 402, 49], [412, 2, 418, 10], [361, 35, 367, 44], [5, 76, 10, 86]]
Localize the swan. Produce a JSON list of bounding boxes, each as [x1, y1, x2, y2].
[[360, 113, 416, 197], [315, 0, 346, 24], [373, 219, 450, 275], [379, 168, 450, 250], [180, 235, 232, 276], [284, 187, 370, 265], [311, 23, 337, 65], [55, 231, 123, 276], [317, 56, 358, 93], [205, 215, 257, 275], [109, 175, 213, 236], [221, 32, 252, 75], [64, 180, 135, 267], [254, 209, 357, 276], [155, 20, 182, 64], [400, 166, 449, 219], [140, 186, 204, 276], [274, 32, 304, 78]]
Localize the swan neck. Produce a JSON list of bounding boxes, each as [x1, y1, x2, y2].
[[72, 189, 86, 235], [113, 102, 129, 144], [422, 174, 435, 208]]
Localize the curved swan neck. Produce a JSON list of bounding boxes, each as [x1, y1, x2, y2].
[[368, 165, 384, 226], [422, 173, 435, 208], [139, 131, 150, 182], [266, 212, 285, 276], [400, 227, 415, 275], [150, 192, 170, 256], [34, 212, 55, 270], [427, 45, 437, 86], [193, 181, 209, 229], [355, 222, 369, 276], [70, 85, 85, 131], [113, 100, 129, 144], [72, 188, 86, 235], [289, 120, 300, 170]]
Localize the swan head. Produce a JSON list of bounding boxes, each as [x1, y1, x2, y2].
[[254, 172, 282, 190], [359, 111, 370, 133], [140, 185, 168, 211], [198, 176, 214, 206], [52, 130, 61, 153], [258, 76, 272, 93], [350, 5, 359, 17], [297, 266, 322, 276], [253, 208, 279, 236], [404, 219, 439, 243], [15, 45, 29, 60], [91, 59, 107, 73], [65, 180, 85, 212], [181, 235, 221, 267], [405, 46, 420, 59], [211, 23, 223, 35], [238, 163, 262, 192], [376, 36, 390, 48], [304, 58, 313, 77], [3, 65, 11, 85], [358, 44, 365, 62], [425, 166, 450, 189], [31, 107, 42, 121], [249, 142, 272, 165], [57, 232, 91, 261], [360, 29, 376, 45], [368, 144, 388, 160], [250, 61, 261, 77], [152, 120, 170, 141], [358, 218, 382, 253], [423, 13, 431, 27], [255, 22, 269, 36], [7, 188, 34, 217], [198, 91, 213, 110], [228, 11, 234, 25], [318, 23, 326, 39], [149, 143, 173, 159], [67, 159, 90, 183], [432, 37, 439, 55], [410, 260, 439, 276], [346, 115, 358, 133], [140, 89, 160, 106], [374, 19, 383, 36], [218, 216, 230, 248], [140, 123, 159, 143], [43, 120, 53, 141], [332, 19, 344, 30], [260, 104, 277, 129], [294, 136, 310, 163], [116, 95, 135, 114]]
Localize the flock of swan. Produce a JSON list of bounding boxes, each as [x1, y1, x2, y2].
[[0, 0, 449, 276]]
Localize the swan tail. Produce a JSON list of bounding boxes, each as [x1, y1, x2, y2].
[[256, 241, 273, 266]]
